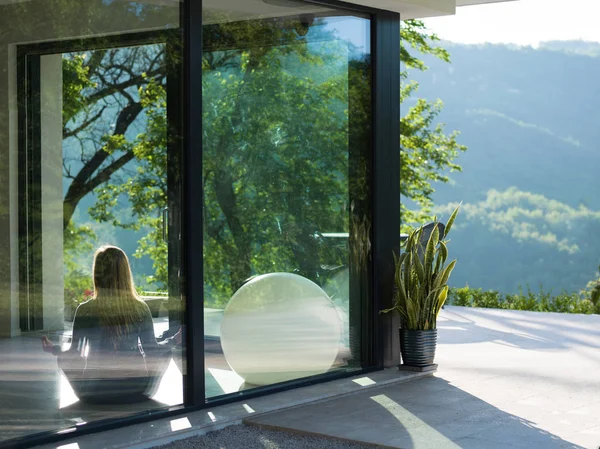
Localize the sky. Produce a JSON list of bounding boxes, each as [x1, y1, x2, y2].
[[423, 0, 600, 47]]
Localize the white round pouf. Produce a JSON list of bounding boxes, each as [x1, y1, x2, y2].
[[220, 273, 342, 386]]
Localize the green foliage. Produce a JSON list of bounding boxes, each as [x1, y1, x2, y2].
[[64, 270, 93, 318], [400, 20, 466, 229], [382, 206, 459, 330], [437, 188, 600, 255], [59, 19, 467, 306], [88, 78, 168, 286], [401, 21, 449, 72], [63, 223, 95, 316], [62, 54, 95, 126], [200, 24, 356, 305], [350, 202, 371, 275], [78, 23, 357, 301], [60, 43, 170, 293], [449, 285, 599, 315], [435, 188, 600, 294], [583, 265, 600, 312]]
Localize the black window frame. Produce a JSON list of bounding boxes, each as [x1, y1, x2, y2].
[[16, 30, 183, 334], [2, 0, 399, 446]]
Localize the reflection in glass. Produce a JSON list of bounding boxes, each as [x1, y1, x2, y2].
[[43, 246, 181, 403], [202, 2, 372, 397], [221, 273, 342, 386], [0, 0, 183, 442]]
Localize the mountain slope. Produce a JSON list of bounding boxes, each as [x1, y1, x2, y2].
[[407, 41, 600, 293]]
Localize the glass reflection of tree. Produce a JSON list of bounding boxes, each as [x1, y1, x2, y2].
[[202, 17, 370, 307]]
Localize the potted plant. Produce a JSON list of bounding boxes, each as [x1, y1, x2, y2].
[[382, 206, 459, 369]]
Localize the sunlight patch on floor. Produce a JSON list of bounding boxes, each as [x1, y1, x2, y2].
[[170, 417, 191, 432], [370, 394, 461, 449], [353, 377, 376, 387], [208, 367, 244, 395], [59, 372, 79, 409], [153, 359, 184, 405]]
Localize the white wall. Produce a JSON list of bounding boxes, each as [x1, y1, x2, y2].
[[40, 54, 64, 331], [8, 44, 19, 337], [0, 44, 13, 338]]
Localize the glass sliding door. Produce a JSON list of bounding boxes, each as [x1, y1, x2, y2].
[[202, 0, 373, 398], [0, 1, 184, 443]]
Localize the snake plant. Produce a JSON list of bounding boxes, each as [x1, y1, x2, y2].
[[382, 206, 460, 330]]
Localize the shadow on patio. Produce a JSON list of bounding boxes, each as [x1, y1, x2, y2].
[[245, 375, 582, 448], [245, 306, 600, 448]]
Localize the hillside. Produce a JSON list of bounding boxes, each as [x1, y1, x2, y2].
[[408, 41, 600, 294]]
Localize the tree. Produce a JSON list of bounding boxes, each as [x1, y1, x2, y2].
[[0, 0, 179, 308], [71, 19, 362, 306], [200, 21, 356, 301], [58, 18, 467, 306], [400, 20, 467, 229], [434, 188, 600, 294], [60, 43, 169, 296], [62, 44, 168, 228]]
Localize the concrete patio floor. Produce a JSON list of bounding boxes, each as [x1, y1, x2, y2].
[[245, 306, 600, 448], [33, 368, 429, 449], [27, 306, 600, 449]]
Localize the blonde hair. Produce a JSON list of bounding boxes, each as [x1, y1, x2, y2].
[[92, 245, 145, 348]]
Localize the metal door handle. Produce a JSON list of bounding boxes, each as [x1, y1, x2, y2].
[[162, 207, 168, 242]]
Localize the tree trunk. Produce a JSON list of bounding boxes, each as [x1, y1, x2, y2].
[[214, 169, 252, 292]]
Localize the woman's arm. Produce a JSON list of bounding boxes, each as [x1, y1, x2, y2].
[[42, 302, 92, 356], [139, 302, 178, 351], [41, 336, 57, 354]]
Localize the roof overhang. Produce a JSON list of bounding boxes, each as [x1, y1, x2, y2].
[[341, 0, 517, 19], [198, 0, 517, 25], [0, 0, 516, 21]]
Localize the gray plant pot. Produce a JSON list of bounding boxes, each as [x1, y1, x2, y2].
[[399, 328, 437, 367]]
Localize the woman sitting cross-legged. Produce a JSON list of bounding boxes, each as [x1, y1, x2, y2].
[[42, 245, 181, 404]]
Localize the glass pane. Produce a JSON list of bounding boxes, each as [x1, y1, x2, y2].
[[0, 1, 183, 442], [202, 1, 372, 398]]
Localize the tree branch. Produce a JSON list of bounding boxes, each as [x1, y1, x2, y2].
[[63, 106, 106, 139], [85, 68, 164, 106], [63, 101, 143, 229], [84, 152, 135, 194]]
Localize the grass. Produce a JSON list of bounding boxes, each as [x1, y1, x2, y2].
[[448, 286, 600, 315]]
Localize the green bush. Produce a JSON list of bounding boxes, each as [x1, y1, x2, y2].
[[64, 269, 93, 321], [448, 285, 599, 315]]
